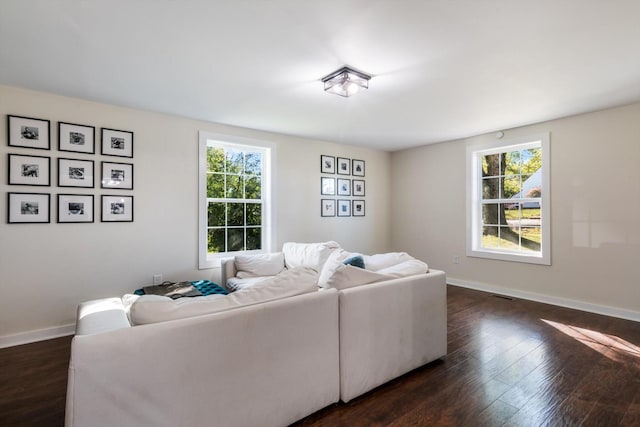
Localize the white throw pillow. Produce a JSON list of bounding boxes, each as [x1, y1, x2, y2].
[[128, 267, 319, 325], [282, 241, 340, 271], [376, 259, 428, 277], [325, 264, 393, 290], [318, 249, 361, 289], [234, 252, 285, 277], [363, 252, 414, 271]]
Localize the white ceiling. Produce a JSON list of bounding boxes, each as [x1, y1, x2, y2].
[[1, 1, 640, 151]]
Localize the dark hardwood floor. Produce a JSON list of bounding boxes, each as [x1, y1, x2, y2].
[[1, 286, 639, 426]]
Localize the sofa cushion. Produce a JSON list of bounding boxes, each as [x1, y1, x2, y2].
[[226, 276, 271, 292], [325, 265, 393, 290], [234, 252, 285, 278], [127, 267, 319, 325], [362, 252, 414, 271], [318, 249, 360, 289], [376, 259, 428, 277], [282, 241, 340, 271]]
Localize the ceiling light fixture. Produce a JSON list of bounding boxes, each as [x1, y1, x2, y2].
[[321, 66, 371, 97]]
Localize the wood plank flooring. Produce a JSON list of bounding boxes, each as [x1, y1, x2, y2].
[[1, 285, 639, 426]]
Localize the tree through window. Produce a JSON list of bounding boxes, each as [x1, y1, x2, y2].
[[467, 134, 550, 265]]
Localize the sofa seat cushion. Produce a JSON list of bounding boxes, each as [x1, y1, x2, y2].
[[125, 267, 319, 325], [76, 298, 131, 335], [226, 276, 271, 292]]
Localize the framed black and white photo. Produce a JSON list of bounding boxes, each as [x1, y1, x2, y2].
[[352, 159, 365, 177], [8, 154, 50, 186], [321, 177, 335, 195], [337, 157, 350, 175], [337, 178, 351, 196], [8, 192, 50, 223], [352, 179, 365, 196], [101, 128, 134, 158], [321, 199, 336, 217], [337, 199, 351, 217], [58, 122, 95, 154], [57, 194, 94, 223], [58, 158, 94, 188], [8, 115, 50, 150], [101, 161, 133, 190], [321, 155, 335, 174], [353, 200, 366, 216], [101, 195, 133, 222]]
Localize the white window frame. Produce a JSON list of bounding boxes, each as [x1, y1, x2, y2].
[[466, 133, 551, 265], [198, 131, 275, 269]]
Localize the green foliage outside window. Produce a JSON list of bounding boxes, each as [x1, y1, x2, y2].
[[206, 145, 263, 254]]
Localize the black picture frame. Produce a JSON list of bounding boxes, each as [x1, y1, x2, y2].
[[353, 200, 366, 217], [8, 115, 51, 150], [337, 178, 351, 196], [101, 128, 134, 158], [337, 199, 351, 217], [101, 161, 134, 190], [58, 158, 95, 188], [58, 122, 96, 154], [101, 195, 134, 222], [321, 155, 335, 174], [337, 157, 350, 175], [321, 177, 335, 195], [7, 192, 50, 223], [321, 199, 336, 217], [8, 154, 51, 186], [352, 159, 365, 177], [352, 179, 365, 196], [57, 194, 94, 223]]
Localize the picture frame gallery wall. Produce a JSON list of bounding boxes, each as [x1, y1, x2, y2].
[[320, 154, 366, 218], [5, 115, 135, 224]]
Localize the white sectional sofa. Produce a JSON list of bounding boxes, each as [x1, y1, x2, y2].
[[66, 242, 446, 426]]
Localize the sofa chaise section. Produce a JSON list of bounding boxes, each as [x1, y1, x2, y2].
[[66, 289, 340, 427], [338, 269, 447, 402]]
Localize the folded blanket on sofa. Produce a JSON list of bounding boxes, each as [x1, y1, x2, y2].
[[142, 281, 203, 299]]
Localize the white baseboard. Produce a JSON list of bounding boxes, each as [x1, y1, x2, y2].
[[0, 324, 75, 349], [447, 277, 640, 323]]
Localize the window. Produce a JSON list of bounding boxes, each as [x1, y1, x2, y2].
[[198, 132, 273, 269], [467, 133, 550, 265]]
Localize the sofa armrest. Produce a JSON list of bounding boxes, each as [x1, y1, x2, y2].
[[338, 269, 447, 402], [220, 257, 237, 290], [75, 298, 131, 336]]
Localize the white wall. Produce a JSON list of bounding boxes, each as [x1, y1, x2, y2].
[[391, 102, 640, 319], [0, 85, 390, 341]]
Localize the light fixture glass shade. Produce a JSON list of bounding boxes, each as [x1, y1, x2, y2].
[[322, 66, 371, 97]]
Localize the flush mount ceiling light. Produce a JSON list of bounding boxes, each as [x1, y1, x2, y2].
[[321, 66, 371, 97]]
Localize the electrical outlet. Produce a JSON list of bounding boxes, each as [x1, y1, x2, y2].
[[452, 255, 460, 265], [153, 274, 163, 285]]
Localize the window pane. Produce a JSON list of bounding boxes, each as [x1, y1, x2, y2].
[[227, 228, 244, 252], [208, 202, 225, 227], [482, 177, 500, 200], [522, 148, 542, 174], [207, 173, 224, 198], [226, 150, 244, 174], [482, 203, 500, 226], [226, 175, 244, 199], [245, 152, 262, 176], [207, 228, 225, 253], [481, 226, 500, 249], [245, 176, 261, 199], [227, 203, 244, 226], [246, 227, 261, 250], [522, 226, 541, 249], [503, 175, 521, 199], [505, 150, 521, 175], [482, 153, 501, 177], [207, 147, 225, 172], [246, 203, 261, 226]]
